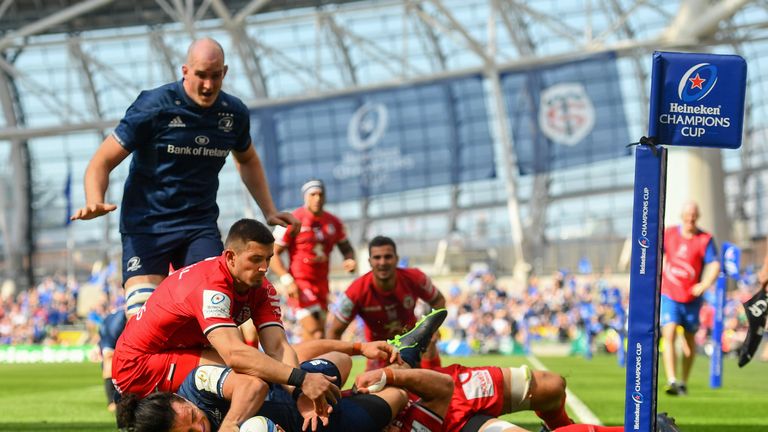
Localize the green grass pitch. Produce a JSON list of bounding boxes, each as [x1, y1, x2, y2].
[[1, 353, 766, 431]]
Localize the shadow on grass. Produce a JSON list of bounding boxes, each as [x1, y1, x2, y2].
[[0, 423, 116, 432]]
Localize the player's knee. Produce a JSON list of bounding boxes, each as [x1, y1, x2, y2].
[[125, 283, 157, 318], [530, 371, 566, 411], [478, 419, 528, 432]]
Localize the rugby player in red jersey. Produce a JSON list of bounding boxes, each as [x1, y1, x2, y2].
[[327, 235, 446, 370], [112, 218, 340, 416], [355, 363, 681, 432], [271, 179, 357, 341]]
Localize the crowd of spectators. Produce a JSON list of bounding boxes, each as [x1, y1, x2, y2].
[[0, 263, 123, 347], [0, 259, 762, 365]]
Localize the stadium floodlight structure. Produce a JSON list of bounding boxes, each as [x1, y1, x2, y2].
[[0, 0, 765, 290]]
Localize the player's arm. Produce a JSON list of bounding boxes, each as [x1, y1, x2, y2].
[[219, 371, 267, 431], [258, 325, 300, 367], [693, 239, 721, 297], [355, 368, 454, 417], [326, 313, 350, 340], [269, 242, 299, 299], [207, 325, 340, 415], [293, 339, 400, 364], [71, 135, 128, 221], [232, 144, 299, 233], [429, 289, 447, 309], [336, 239, 357, 273]]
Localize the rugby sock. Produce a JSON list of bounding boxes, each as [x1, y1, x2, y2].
[[553, 425, 624, 432], [420, 352, 442, 369], [104, 378, 117, 405], [536, 396, 573, 429]]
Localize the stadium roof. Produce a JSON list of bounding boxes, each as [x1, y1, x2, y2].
[[0, 0, 366, 34]]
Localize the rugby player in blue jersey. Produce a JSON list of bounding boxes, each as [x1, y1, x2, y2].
[[71, 37, 298, 319]]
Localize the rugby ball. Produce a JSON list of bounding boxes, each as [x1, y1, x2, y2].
[[240, 416, 278, 432]]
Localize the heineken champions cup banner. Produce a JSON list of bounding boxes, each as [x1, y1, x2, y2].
[[648, 51, 747, 149]]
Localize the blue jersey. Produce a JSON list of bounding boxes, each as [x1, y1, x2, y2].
[[98, 309, 127, 353], [178, 360, 389, 432], [113, 80, 251, 234]]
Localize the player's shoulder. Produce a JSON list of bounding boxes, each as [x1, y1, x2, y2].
[[346, 272, 373, 293], [130, 81, 182, 112], [216, 89, 249, 115], [398, 267, 428, 281]]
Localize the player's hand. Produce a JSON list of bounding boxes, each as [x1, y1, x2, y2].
[[285, 281, 300, 300], [70, 202, 117, 221], [692, 283, 707, 297], [360, 341, 402, 365], [300, 372, 340, 416], [266, 211, 300, 236], [342, 258, 357, 273], [353, 369, 387, 393], [297, 394, 331, 432]]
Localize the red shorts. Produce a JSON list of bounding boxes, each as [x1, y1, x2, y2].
[[439, 365, 505, 432], [287, 278, 330, 311], [112, 348, 202, 397]]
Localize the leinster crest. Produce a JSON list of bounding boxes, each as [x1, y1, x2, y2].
[[538, 83, 595, 147]]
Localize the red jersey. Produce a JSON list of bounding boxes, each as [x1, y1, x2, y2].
[[333, 268, 439, 342], [113, 255, 282, 395], [437, 364, 505, 432], [275, 207, 348, 308], [661, 226, 714, 303], [390, 400, 444, 432]]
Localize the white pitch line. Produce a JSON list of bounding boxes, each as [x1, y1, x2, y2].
[[527, 355, 603, 426]]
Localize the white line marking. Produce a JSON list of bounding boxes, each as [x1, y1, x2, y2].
[[527, 355, 603, 426]]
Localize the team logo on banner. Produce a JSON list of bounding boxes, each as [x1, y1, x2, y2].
[[538, 83, 595, 146], [347, 103, 388, 150], [678, 63, 718, 102]]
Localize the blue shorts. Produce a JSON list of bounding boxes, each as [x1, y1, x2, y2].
[[98, 309, 127, 353], [660, 295, 703, 333], [121, 226, 223, 283]]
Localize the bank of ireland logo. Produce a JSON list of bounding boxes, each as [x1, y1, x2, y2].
[[632, 391, 643, 404], [347, 102, 388, 151], [195, 135, 210, 146], [538, 83, 596, 147], [678, 63, 718, 102]]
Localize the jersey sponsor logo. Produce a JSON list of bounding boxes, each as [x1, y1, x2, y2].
[[168, 116, 186, 127], [459, 369, 495, 400], [538, 83, 596, 147], [195, 365, 226, 394], [126, 256, 142, 272], [203, 290, 232, 319], [402, 295, 415, 310], [218, 115, 234, 133], [194, 135, 210, 146], [411, 421, 431, 432]]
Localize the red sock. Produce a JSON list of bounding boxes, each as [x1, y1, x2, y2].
[[536, 395, 573, 429], [554, 425, 624, 432], [420, 352, 442, 369]]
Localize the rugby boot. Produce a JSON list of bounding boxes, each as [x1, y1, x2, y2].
[[738, 287, 768, 367], [388, 308, 447, 368], [656, 412, 682, 432]]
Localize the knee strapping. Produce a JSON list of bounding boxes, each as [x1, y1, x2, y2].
[[508, 364, 532, 411], [125, 283, 157, 318]]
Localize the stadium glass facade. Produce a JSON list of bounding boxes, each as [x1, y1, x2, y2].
[[1, 0, 768, 285]]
